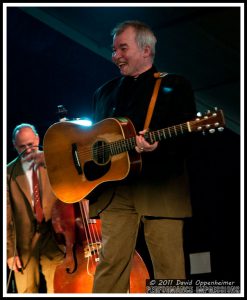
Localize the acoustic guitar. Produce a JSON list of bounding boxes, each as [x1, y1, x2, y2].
[[43, 109, 225, 203]]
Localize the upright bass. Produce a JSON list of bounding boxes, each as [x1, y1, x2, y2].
[[51, 199, 149, 293]]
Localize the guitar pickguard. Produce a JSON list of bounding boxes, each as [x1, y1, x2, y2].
[[84, 160, 111, 181]]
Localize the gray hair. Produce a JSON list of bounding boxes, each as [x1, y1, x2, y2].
[[12, 123, 38, 143], [111, 20, 157, 59]]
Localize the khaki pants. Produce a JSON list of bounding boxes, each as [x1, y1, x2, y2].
[[92, 191, 185, 293], [14, 233, 64, 293]]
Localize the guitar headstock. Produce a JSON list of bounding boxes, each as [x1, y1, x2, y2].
[[189, 108, 225, 134]]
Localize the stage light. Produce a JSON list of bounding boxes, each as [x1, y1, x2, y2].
[[70, 118, 92, 127]]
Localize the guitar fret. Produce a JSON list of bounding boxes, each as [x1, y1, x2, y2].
[[123, 143, 126, 151], [131, 137, 136, 149], [117, 142, 121, 153], [111, 143, 117, 155], [133, 137, 136, 148], [150, 131, 156, 142], [114, 143, 118, 154], [109, 144, 113, 155], [174, 126, 177, 136], [162, 129, 167, 139], [179, 124, 184, 134], [126, 138, 132, 151], [167, 127, 171, 137], [114, 143, 117, 154], [157, 130, 161, 140], [121, 140, 127, 152]]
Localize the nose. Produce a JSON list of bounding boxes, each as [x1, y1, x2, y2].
[[25, 146, 33, 153], [22, 144, 35, 155]]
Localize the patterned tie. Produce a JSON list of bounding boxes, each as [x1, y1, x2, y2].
[[32, 166, 44, 223]]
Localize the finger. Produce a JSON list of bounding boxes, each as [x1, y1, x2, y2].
[[8, 260, 17, 271], [135, 135, 142, 146], [146, 141, 159, 151], [139, 128, 148, 135], [15, 256, 22, 268], [135, 146, 144, 153]]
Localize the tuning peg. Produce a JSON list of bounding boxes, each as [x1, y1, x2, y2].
[[209, 129, 215, 134], [196, 112, 202, 117], [214, 107, 218, 111], [218, 127, 224, 132]]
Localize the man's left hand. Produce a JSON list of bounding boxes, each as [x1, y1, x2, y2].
[[135, 129, 158, 153]]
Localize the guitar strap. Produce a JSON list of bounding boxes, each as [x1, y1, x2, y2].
[[143, 72, 168, 130]]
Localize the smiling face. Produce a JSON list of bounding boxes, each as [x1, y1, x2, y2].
[[111, 26, 152, 77]]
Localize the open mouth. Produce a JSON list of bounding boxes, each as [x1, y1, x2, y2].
[[118, 62, 127, 70]]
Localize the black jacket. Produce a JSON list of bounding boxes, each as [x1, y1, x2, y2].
[[89, 66, 197, 217]]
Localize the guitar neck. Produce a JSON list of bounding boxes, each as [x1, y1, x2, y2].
[[109, 122, 189, 156], [144, 122, 189, 143], [109, 108, 225, 156]]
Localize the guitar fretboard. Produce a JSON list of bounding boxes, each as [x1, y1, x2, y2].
[[109, 122, 189, 155]]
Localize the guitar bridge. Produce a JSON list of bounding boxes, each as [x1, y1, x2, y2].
[[72, 143, 83, 175]]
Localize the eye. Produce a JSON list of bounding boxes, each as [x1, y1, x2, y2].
[[120, 46, 127, 52]]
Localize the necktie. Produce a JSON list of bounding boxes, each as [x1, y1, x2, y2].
[[32, 166, 44, 223]]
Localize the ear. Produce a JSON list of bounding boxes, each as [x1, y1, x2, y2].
[[143, 45, 151, 58]]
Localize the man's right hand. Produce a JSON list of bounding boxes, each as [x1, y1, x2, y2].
[[24, 151, 46, 170], [7, 256, 22, 272]]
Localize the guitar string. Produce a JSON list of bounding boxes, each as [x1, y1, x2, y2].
[[57, 117, 217, 160], [74, 122, 190, 159], [52, 122, 191, 165], [79, 201, 101, 266], [79, 200, 99, 276], [82, 200, 101, 256]]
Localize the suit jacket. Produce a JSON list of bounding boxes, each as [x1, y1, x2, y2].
[[89, 66, 197, 218], [7, 154, 58, 261]]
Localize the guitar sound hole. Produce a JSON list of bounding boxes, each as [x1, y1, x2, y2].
[[92, 140, 110, 165]]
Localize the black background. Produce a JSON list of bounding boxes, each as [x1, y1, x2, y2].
[[5, 6, 241, 292]]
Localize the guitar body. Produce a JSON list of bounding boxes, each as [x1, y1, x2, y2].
[[43, 117, 142, 203]]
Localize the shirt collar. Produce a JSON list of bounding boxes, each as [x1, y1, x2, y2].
[[124, 65, 157, 82]]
